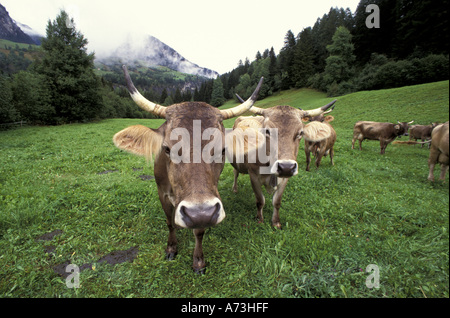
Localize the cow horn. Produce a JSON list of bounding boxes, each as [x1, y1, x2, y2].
[[122, 65, 167, 118], [303, 100, 337, 117], [235, 93, 266, 116], [220, 77, 264, 119]]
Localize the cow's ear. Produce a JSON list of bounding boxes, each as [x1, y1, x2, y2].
[[394, 124, 401, 132], [303, 121, 331, 142], [301, 117, 310, 122], [324, 115, 334, 123], [224, 127, 266, 163], [113, 125, 163, 160]]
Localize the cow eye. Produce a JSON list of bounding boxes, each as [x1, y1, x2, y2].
[[163, 145, 171, 156]]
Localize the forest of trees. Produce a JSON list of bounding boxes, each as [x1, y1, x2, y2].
[[220, 0, 448, 100], [1, 0, 449, 125]]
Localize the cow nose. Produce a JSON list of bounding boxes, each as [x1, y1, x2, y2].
[[277, 161, 298, 177], [179, 202, 222, 229]]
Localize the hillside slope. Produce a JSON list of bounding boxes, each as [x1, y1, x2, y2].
[[221, 80, 449, 129]]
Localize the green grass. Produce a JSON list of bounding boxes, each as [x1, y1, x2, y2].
[[0, 81, 448, 298]]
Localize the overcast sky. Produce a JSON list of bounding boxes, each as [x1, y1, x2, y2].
[[2, 0, 360, 74]]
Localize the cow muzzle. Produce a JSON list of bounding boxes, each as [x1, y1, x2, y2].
[[174, 198, 225, 229], [271, 160, 298, 177]]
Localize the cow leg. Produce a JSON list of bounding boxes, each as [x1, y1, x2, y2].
[[305, 149, 311, 171], [428, 148, 439, 181], [351, 134, 357, 150], [358, 139, 363, 151], [440, 164, 449, 181], [249, 172, 265, 223], [192, 228, 206, 274], [380, 140, 388, 154], [272, 178, 289, 229], [232, 169, 239, 193], [315, 153, 323, 168], [439, 153, 449, 181], [428, 162, 436, 181], [159, 193, 177, 260], [330, 147, 335, 166]]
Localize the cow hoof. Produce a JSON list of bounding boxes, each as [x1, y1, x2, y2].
[[194, 267, 206, 275], [273, 222, 282, 230], [165, 252, 177, 261], [255, 217, 264, 224]]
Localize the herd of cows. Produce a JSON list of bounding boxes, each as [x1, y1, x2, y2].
[[113, 67, 449, 273]]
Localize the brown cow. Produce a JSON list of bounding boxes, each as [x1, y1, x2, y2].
[[352, 120, 414, 154], [304, 115, 337, 171], [113, 66, 263, 273], [427, 121, 449, 182], [409, 123, 438, 148], [228, 98, 336, 229]]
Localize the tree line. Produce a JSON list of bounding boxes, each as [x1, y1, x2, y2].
[[219, 0, 448, 100]]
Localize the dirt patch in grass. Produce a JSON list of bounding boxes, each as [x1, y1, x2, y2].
[[97, 170, 118, 175], [35, 229, 63, 241], [35, 230, 139, 278], [138, 175, 154, 181]]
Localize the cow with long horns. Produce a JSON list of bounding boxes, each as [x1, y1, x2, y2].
[[230, 96, 337, 229], [113, 66, 263, 273]]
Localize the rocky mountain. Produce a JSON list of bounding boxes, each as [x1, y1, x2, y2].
[[0, 3, 38, 45], [16, 21, 44, 45], [96, 35, 218, 79]]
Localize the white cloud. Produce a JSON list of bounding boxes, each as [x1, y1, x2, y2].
[[1, 0, 360, 74]]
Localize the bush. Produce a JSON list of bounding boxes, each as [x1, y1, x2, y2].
[[11, 71, 54, 124], [355, 54, 449, 91]]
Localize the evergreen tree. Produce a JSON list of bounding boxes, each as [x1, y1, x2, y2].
[[235, 74, 251, 99], [34, 10, 102, 124], [278, 30, 297, 89], [173, 88, 183, 104], [210, 77, 225, 107], [268, 47, 278, 88], [292, 27, 315, 88], [324, 26, 356, 84], [11, 71, 54, 124], [159, 88, 168, 104]]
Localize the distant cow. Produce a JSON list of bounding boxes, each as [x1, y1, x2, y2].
[[113, 66, 263, 273], [304, 115, 337, 171], [427, 121, 449, 182], [409, 123, 438, 148], [229, 96, 336, 229], [352, 120, 414, 154]]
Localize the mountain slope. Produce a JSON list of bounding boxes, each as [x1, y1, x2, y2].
[[96, 35, 218, 79], [0, 3, 37, 45]]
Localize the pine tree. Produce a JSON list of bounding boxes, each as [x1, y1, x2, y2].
[[324, 26, 356, 84], [278, 30, 297, 89], [210, 77, 225, 107], [292, 27, 315, 88], [34, 10, 101, 124]]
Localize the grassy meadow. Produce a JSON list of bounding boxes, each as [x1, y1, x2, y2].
[[0, 81, 448, 298]]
